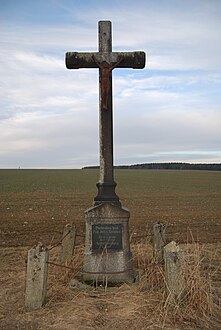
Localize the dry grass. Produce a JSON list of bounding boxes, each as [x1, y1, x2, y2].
[[126, 240, 220, 329], [1, 238, 220, 330]]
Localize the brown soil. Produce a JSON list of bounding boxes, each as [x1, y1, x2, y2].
[[0, 170, 221, 329]]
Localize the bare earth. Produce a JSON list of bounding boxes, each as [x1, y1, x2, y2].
[[0, 169, 221, 329]]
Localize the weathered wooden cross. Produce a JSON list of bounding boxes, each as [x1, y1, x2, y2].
[[66, 21, 145, 206]]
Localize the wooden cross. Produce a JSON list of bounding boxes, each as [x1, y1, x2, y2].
[[66, 21, 145, 206]]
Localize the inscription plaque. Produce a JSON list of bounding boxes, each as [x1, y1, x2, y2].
[[92, 224, 123, 251]]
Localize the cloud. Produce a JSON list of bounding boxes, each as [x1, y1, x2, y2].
[[59, 0, 221, 70], [114, 104, 221, 165], [0, 109, 99, 168], [0, 0, 221, 168]]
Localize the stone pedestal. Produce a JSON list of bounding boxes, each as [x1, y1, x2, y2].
[[83, 202, 134, 283]]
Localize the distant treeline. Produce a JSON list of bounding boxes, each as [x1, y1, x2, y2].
[[82, 162, 221, 171]]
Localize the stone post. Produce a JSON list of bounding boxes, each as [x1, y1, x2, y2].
[[163, 241, 186, 304], [25, 244, 48, 311], [153, 222, 166, 263], [60, 224, 76, 264]]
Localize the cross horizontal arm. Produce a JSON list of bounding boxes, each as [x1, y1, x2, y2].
[[66, 51, 145, 69]]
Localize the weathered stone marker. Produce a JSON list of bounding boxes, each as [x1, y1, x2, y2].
[[25, 244, 48, 311], [66, 21, 145, 283], [163, 241, 186, 304], [153, 222, 166, 264], [60, 224, 76, 264]]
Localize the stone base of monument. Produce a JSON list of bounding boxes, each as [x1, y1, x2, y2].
[[83, 202, 134, 284]]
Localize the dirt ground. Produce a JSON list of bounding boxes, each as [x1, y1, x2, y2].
[[0, 170, 221, 329], [1, 188, 221, 248]]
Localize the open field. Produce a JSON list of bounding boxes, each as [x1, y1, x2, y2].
[[1, 169, 221, 246], [0, 169, 221, 329]]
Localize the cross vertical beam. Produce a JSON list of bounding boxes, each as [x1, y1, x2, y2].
[[94, 21, 120, 206]]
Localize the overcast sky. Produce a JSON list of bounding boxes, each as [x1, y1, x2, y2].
[[0, 0, 221, 168]]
